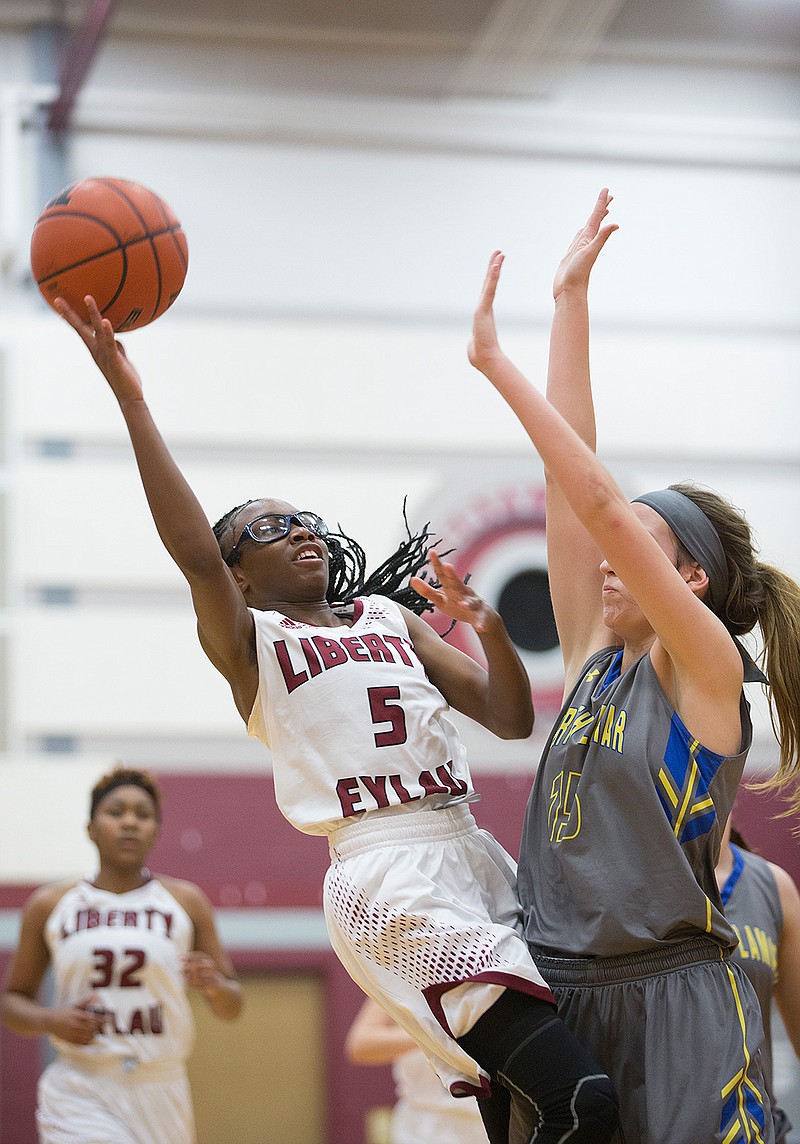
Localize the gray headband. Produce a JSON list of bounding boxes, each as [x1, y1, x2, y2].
[[632, 489, 728, 615], [632, 488, 767, 685]]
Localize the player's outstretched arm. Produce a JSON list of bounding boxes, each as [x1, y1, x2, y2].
[[56, 294, 222, 574], [544, 192, 617, 679], [55, 296, 257, 719], [547, 188, 617, 445], [345, 997, 417, 1066], [468, 251, 743, 706], [405, 551, 533, 739]]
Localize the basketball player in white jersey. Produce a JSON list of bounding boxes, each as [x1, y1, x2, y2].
[[52, 293, 620, 1144], [346, 996, 489, 1144], [1, 767, 242, 1144]]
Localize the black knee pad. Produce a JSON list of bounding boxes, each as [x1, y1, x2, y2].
[[571, 1073, 619, 1142], [458, 991, 620, 1144], [504, 1073, 619, 1144]]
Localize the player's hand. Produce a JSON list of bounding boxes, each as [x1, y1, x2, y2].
[[55, 294, 145, 406], [468, 250, 505, 376], [181, 951, 222, 997], [410, 551, 493, 633], [46, 996, 106, 1045], [552, 188, 618, 300]]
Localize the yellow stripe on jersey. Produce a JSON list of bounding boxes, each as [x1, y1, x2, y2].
[[720, 965, 767, 1144], [658, 768, 679, 808], [723, 1120, 743, 1144], [673, 752, 700, 837]]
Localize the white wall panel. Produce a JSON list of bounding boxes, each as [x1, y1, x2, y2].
[[0, 31, 31, 84], [16, 610, 239, 734], [61, 137, 800, 332], [0, 758, 111, 881], [10, 310, 800, 457], [16, 457, 439, 586]]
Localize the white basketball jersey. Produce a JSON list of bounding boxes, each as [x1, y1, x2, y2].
[[247, 596, 476, 835], [44, 878, 195, 1067]]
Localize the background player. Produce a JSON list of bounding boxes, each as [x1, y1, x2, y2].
[[716, 817, 800, 1143], [346, 996, 488, 1144], [1, 766, 242, 1144]]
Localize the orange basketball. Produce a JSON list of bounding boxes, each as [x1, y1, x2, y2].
[[30, 177, 189, 332]]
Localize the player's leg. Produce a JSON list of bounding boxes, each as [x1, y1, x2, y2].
[[457, 988, 619, 1144], [37, 1061, 139, 1144], [126, 1066, 196, 1144], [473, 1080, 511, 1143]]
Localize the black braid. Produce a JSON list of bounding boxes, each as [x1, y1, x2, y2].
[[325, 530, 368, 605], [327, 502, 451, 616], [212, 500, 257, 557]]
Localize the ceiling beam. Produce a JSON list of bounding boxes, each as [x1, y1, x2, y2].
[[447, 0, 627, 99], [47, 0, 115, 135]]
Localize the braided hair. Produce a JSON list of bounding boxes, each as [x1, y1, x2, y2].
[[212, 499, 446, 617]]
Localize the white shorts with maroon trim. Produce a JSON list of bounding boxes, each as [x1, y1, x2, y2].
[[37, 1056, 195, 1144], [324, 803, 554, 1098]]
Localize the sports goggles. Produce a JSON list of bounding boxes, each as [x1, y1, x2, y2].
[[225, 511, 329, 566]]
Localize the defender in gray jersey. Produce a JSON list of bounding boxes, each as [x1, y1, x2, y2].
[[469, 191, 800, 1142], [55, 292, 621, 1142], [717, 822, 800, 1143]]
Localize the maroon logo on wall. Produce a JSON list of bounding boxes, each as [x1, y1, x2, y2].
[[425, 483, 564, 716]]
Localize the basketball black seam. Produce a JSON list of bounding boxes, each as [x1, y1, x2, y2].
[[36, 210, 123, 239], [102, 245, 129, 317], [98, 179, 163, 322], [35, 224, 184, 286]]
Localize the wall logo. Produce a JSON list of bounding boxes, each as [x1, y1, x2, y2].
[[425, 481, 564, 715]]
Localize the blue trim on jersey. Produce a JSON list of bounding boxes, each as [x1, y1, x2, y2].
[[720, 843, 746, 907], [656, 714, 725, 843], [597, 649, 623, 695]]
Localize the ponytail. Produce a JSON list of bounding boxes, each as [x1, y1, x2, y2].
[[749, 561, 800, 819], [670, 483, 800, 821]]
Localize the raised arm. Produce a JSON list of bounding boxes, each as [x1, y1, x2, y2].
[[468, 252, 744, 749], [544, 191, 618, 680], [404, 551, 533, 739], [56, 297, 258, 721]]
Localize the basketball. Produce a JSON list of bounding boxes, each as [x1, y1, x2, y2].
[[30, 177, 189, 332]]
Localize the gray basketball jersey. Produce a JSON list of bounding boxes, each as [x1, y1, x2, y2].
[[519, 646, 752, 957], [722, 845, 788, 1140]]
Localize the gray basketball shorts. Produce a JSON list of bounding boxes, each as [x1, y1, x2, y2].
[[530, 937, 774, 1144]]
